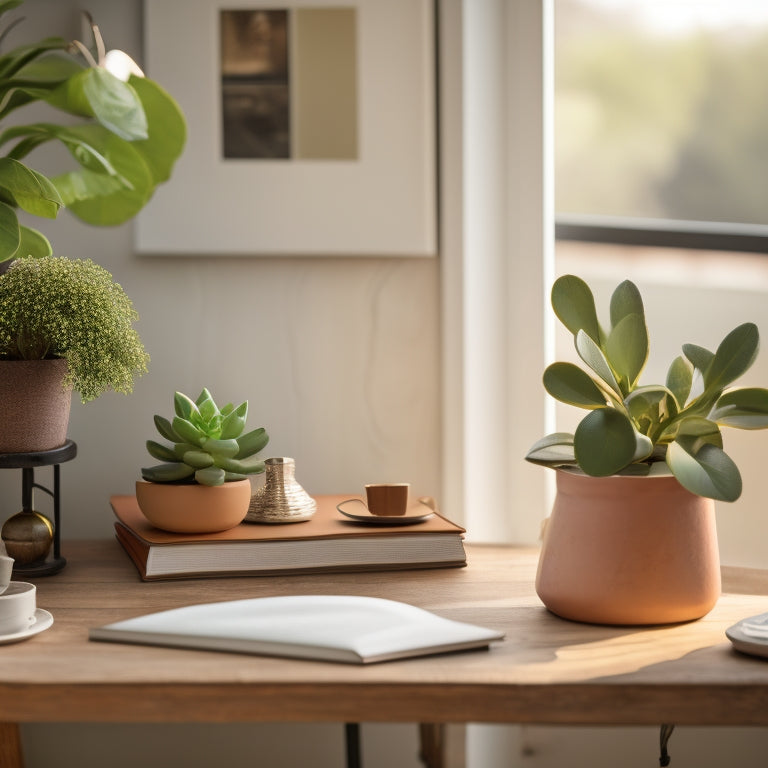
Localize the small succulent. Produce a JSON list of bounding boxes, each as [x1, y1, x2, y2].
[[526, 275, 768, 502], [142, 389, 269, 487]]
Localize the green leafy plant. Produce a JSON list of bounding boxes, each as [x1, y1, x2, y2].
[[0, 255, 149, 401], [0, 0, 186, 261], [525, 274, 768, 502], [142, 389, 269, 487]]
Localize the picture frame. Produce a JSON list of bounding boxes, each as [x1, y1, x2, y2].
[[137, 0, 436, 257]]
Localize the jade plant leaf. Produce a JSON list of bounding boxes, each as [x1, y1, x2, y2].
[[605, 312, 648, 390], [683, 343, 714, 375], [667, 438, 741, 502], [524, 432, 576, 466], [666, 355, 693, 409], [703, 323, 759, 394], [574, 408, 649, 476], [710, 387, 768, 429], [609, 279, 644, 329], [675, 416, 723, 447], [542, 362, 606, 409], [575, 330, 621, 397], [551, 275, 602, 344], [625, 385, 678, 439]]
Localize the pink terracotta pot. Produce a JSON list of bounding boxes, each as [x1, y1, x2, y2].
[[0, 358, 72, 453], [136, 479, 252, 533], [535, 470, 721, 626]]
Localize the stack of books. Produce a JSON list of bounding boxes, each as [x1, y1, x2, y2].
[[110, 494, 467, 581]]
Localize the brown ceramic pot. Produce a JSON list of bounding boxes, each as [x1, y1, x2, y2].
[[135, 479, 252, 533], [535, 470, 721, 626], [0, 358, 72, 453]]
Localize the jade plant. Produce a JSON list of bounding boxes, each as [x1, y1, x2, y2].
[[142, 389, 269, 487], [0, 255, 148, 401], [525, 275, 768, 502], [0, 0, 186, 261]]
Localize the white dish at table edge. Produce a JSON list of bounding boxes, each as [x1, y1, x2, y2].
[[0, 609, 53, 645]]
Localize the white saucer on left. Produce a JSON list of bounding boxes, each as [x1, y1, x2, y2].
[[0, 608, 53, 645]]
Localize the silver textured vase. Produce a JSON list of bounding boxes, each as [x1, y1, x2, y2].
[[245, 457, 316, 524]]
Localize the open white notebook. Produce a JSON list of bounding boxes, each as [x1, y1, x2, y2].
[[89, 595, 504, 664]]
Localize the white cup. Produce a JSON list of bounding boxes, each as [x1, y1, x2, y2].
[[0, 582, 36, 635], [0, 555, 13, 595]]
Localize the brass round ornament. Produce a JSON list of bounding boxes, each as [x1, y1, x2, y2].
[[1, 509, 54, 565]]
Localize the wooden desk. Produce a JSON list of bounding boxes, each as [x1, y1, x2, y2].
[[2, 541, 768, 764]]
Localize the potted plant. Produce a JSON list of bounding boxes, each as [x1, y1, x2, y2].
[[0, 0, 186, 261], [526, 274, 768, 625], [0, 255, 149, 451], [138, 389, 269, 533], [0, 2, 185, 453]]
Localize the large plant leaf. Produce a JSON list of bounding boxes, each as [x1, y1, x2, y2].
[[574, 408, 640, 476], [0, 156, 62, 217], [605, 313, 648, 390], [46, 67, 148, 141], [666, 355, 693, 409], [703, 322, 759, 394], [609, 279, 644, 328], [551, 274, 602, 344], [524, 432, 575, 466], [710, 387, 768, 429], [575, 330, 621, 396], [0, 199, 19, 261], [543, 362, 606, 409], [0, 40, 74, 98], [667, 438, 742, 502], [52, 125, 154, 225], [128, 76, 186, 184], [15, 224, 52, 258], [0, 123, 123, 178]]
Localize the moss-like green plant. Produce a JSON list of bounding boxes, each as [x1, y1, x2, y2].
[[526, 275, 768, 502], [142, 389, 269, 487], [0, 255, 148, 401], [0, 0, 186, 261]]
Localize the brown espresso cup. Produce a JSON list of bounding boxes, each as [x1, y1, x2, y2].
[[365, 483, 410, 516]]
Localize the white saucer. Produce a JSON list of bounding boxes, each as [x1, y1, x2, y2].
[[0, 609, 53, 645], [337, 498, 435, 526]]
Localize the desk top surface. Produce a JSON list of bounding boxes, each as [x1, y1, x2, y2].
[[3, 540, 768, 726]]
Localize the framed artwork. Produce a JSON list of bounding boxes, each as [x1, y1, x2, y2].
[[137, 0, 436, 256]]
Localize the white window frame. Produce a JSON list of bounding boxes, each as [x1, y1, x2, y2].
[[439, 0, 554, 545]]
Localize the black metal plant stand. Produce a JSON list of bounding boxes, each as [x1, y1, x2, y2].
[[0, 440, 77, 576]]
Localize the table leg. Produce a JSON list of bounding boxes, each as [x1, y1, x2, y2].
[[0, 723, 24, 768], [345, 722, 361, 768], [419, 723, 444, 768]]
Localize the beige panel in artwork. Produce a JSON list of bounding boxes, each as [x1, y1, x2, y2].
[[293, 8, 358, 160]]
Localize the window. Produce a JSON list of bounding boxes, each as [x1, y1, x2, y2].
[[555, 0, 768, 251]]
